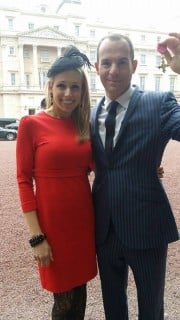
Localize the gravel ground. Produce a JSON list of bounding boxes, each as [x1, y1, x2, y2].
[[0, 140, 179, 320]]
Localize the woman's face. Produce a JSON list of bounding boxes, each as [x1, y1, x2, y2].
[[49, 70, 82, 118]]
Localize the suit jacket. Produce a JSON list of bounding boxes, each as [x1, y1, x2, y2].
[[91, 85, 180, 249]]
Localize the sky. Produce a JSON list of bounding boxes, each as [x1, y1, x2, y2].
[[2, 0, 180, 32]]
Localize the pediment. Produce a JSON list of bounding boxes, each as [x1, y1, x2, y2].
[[18, 26, 74, 40]]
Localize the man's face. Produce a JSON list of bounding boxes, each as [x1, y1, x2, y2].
[[95, 38, 137, 100]]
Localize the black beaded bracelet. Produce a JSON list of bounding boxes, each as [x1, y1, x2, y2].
[[29, 234, 46, 247]]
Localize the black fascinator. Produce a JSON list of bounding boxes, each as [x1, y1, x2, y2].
[[47, 45, 92, 78]]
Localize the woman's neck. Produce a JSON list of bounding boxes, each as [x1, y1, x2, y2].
[[45, 107, 71, 119]]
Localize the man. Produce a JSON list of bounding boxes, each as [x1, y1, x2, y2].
[[90, 32, 180, 319]]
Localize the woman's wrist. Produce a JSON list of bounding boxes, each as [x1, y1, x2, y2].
[[29, 234, 46, 247]]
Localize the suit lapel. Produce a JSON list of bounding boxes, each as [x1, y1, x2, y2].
[[93, 97, 105, 152], [115, 86, 143, 144], [92, 87, 143, 155]]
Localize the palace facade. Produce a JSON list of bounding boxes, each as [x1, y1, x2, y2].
[[0, 1, 180, 118]]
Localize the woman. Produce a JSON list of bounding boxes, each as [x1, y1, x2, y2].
[[16, 46, 97, 319]]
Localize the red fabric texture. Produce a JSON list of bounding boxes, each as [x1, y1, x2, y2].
[[16, 111, 97, 292]]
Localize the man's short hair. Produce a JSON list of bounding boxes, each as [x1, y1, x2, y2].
[[96, 34, 134, 62]]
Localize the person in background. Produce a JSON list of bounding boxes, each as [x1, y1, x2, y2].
[[90, 32, 180, 319], [40, 97, 47, 109], [16, 46, 97, 320]]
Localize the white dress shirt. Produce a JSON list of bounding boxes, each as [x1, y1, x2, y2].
[[98, 86, 135, 148]]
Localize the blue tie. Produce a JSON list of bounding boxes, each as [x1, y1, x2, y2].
[[105, 101, 119, 157]]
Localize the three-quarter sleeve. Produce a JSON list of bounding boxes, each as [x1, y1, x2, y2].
[[16, 116, 37, 212]]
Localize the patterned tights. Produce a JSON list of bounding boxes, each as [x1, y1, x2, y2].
[[52, 284, 87, 320]]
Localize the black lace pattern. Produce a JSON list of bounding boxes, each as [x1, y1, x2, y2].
[[52, 284, 87, 320]]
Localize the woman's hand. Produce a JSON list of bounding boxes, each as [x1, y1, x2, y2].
[[33, 239, 54, 267], [157, 166, 164, 179]]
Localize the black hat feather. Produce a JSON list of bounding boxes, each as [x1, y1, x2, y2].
[[47, 45, 92, 78]]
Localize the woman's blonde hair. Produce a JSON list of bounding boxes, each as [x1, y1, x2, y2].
[[45, 67, 90, 141], [45, 45, 92, 141]]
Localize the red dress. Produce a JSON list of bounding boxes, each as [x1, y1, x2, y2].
[[16, 111, 97, 293]]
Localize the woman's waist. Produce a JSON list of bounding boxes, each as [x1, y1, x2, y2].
[[33, 167, 87, 177]]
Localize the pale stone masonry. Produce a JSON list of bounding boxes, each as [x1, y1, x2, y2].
[[0, 1, 180, 118]]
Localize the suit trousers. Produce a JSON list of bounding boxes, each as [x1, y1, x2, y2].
[[96, 224, 168, 320]]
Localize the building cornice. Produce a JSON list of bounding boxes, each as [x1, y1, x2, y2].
[[17, 25, 74, 41]]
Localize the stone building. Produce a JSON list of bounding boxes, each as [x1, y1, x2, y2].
[[0, 0, 180, 118]]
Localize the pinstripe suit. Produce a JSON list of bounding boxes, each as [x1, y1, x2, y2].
[[91, 85, 179, 319]]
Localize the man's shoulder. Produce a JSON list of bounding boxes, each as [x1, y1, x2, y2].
[[90, 98, 105, 121], [139, 85, 174, 97], [139, 89, 175, 102]]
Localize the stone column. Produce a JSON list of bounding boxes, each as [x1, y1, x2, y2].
[[32, 45, 39, 89], [1, 45, 7, 86], [57, 47, 61, 57], [18, 44, 25, 87]]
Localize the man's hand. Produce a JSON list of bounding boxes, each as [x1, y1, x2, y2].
[[157, 33, 180, 74]]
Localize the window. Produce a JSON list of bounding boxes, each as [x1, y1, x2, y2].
[[25, 74, 30, 88], [28, 23, 34, 30], [41, 49, 49, 58], [90, 74, 96, 91], [11, 73, 16, 86], [61, 47, 66, 55], [7, 17, 14, 30], [90, 50, 96, 62], [91, 99, 97, 107], [40, 5, 46, 12], [9, 47, 15, 55], [54, 25, 59, 31], [28, 108, 36, 115], [156, 55, 161, 67], [140, 54, 146, 65], [155, 76, 161, 91], [39, 71, 48, 89], [169, 76, 176, 92], [74, 25, 80, 36], [90, 29, 95, 37], [141, 34, 146, 42], [24, 47, 30, 58], [40, 49, 50, 63], [139, 75, 146, 90]]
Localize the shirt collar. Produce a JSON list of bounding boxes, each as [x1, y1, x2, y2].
[[104, 86, 135, 110]]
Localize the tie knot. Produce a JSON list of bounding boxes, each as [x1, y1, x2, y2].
[[108, 100, 119, 115]]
